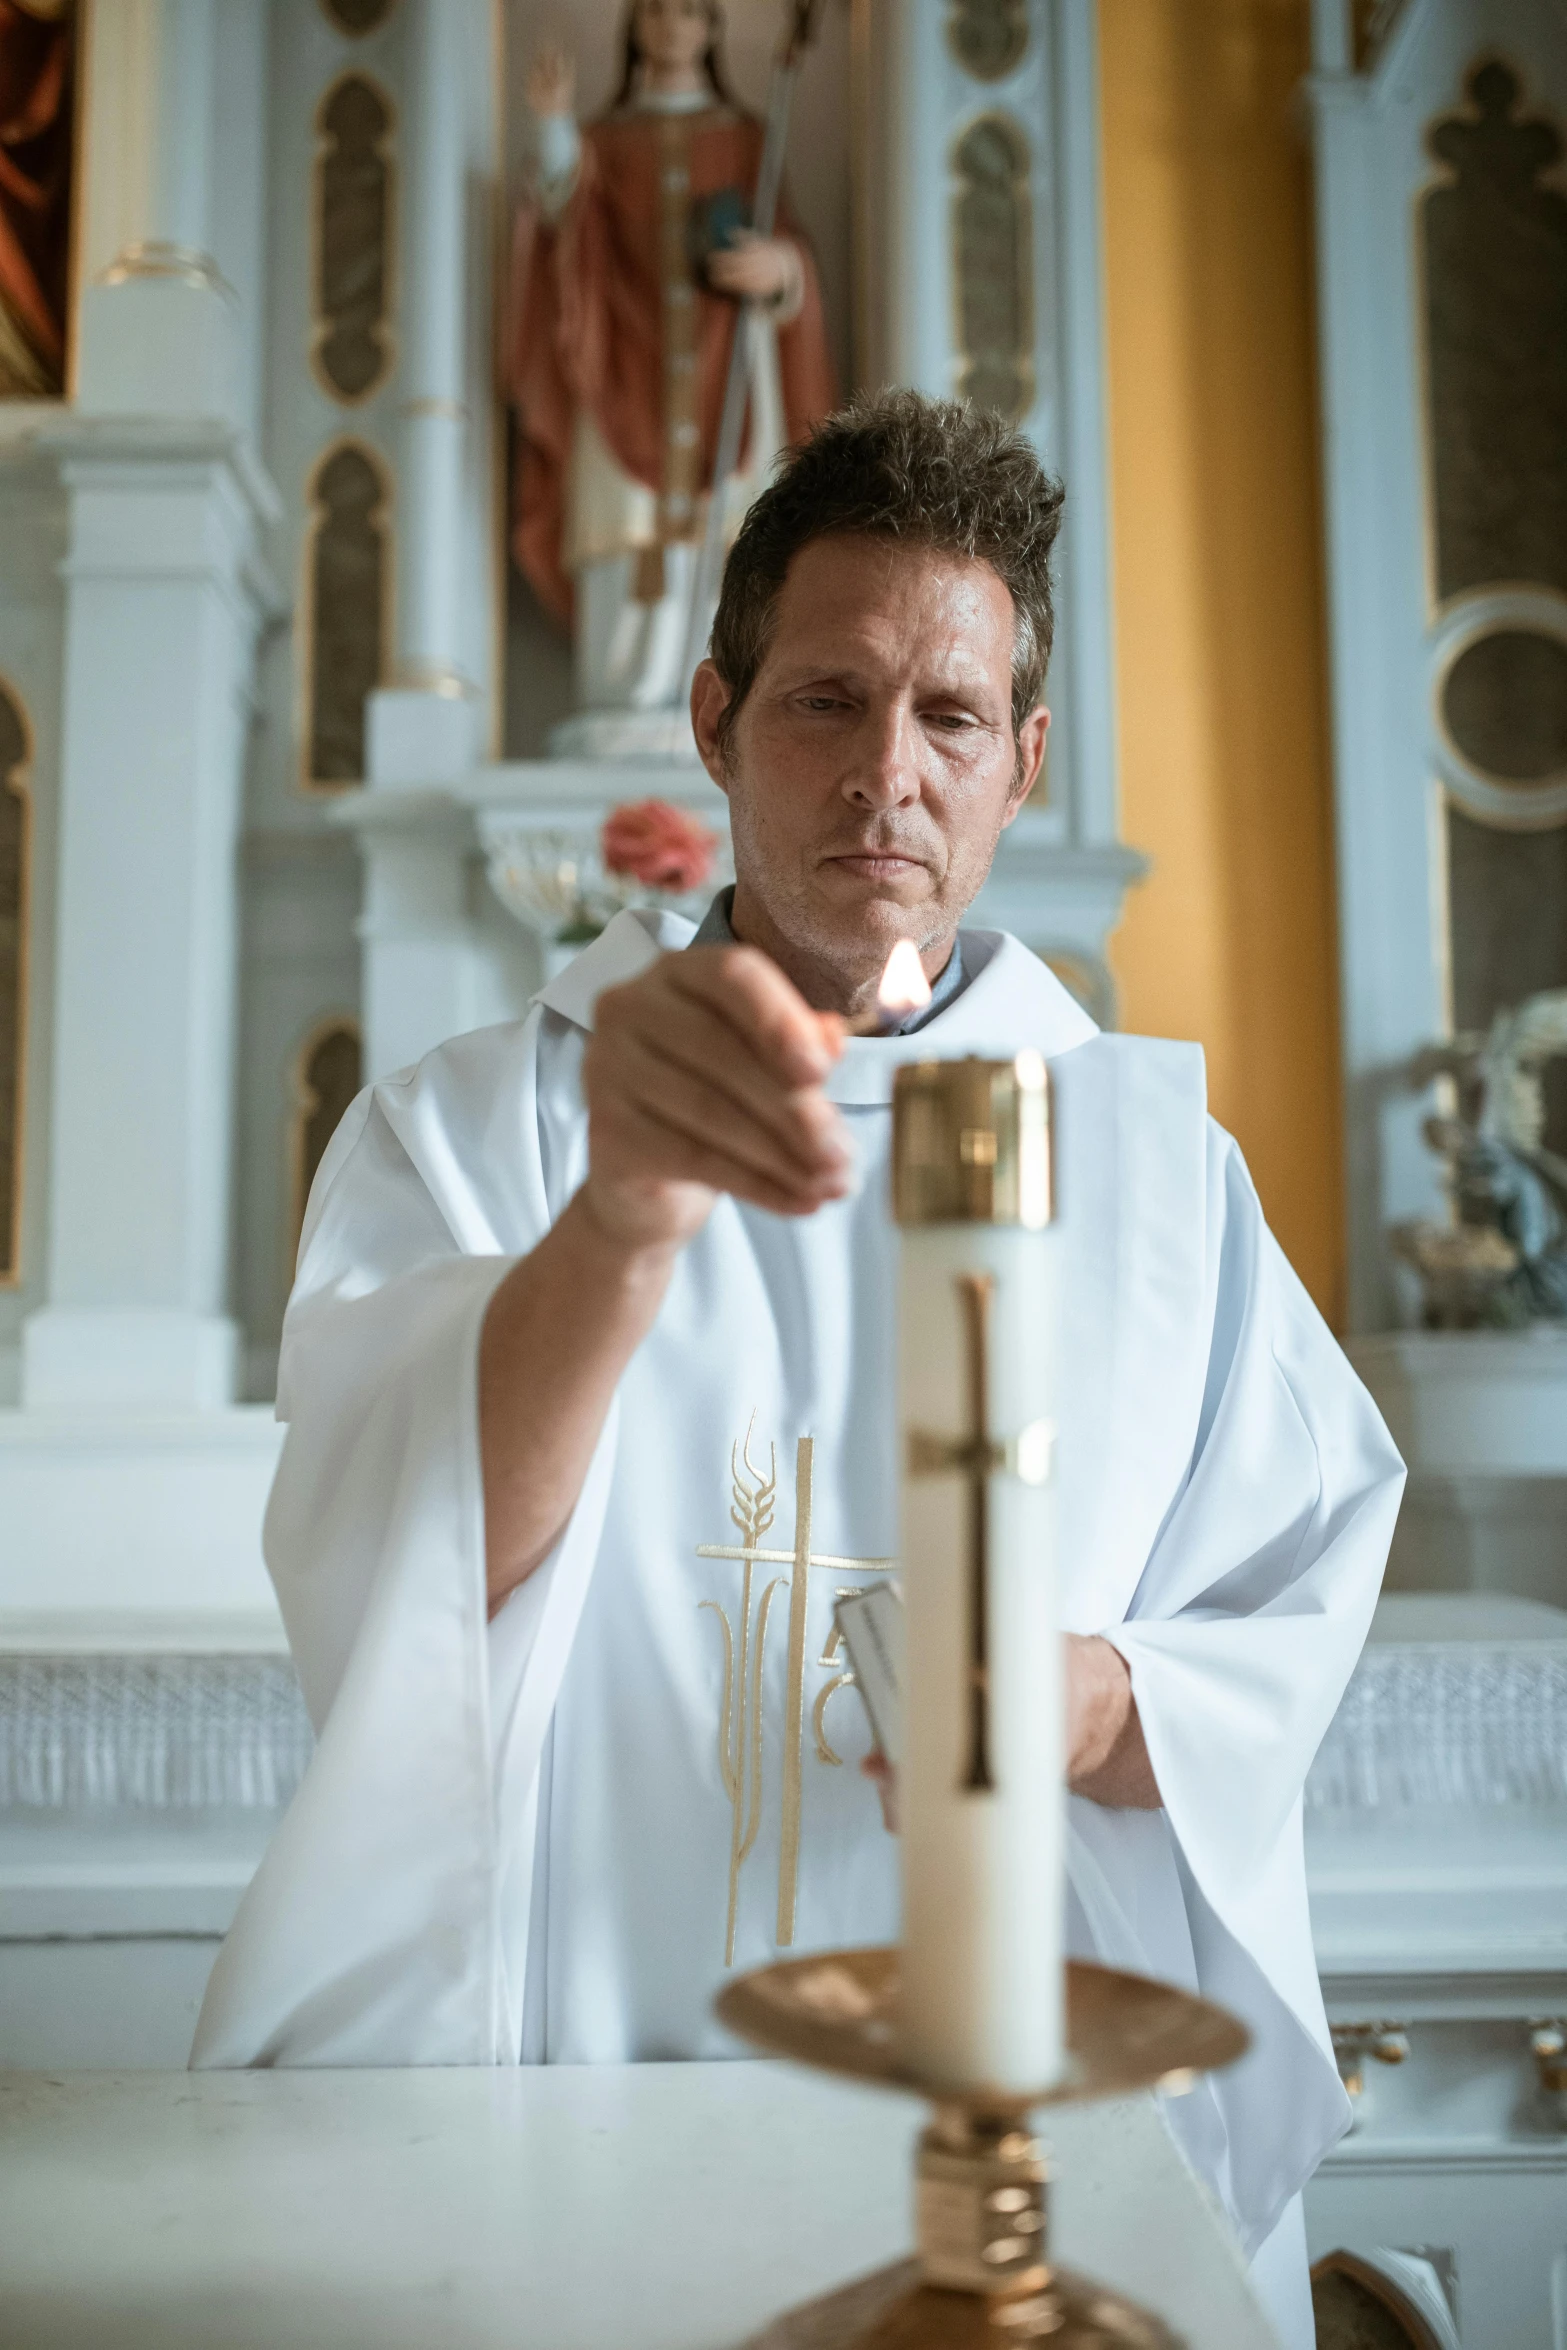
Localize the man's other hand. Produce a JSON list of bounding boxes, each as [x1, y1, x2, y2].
[[1065, 1634, 1161, 1809], [857, 1634, 1161, 1828], [582, 945, 855, 1249]]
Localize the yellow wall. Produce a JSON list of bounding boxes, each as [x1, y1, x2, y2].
[[1098, 0, 1346, 1323]]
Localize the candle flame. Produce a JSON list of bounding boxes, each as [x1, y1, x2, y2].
[[877, 939, 932, 1020]]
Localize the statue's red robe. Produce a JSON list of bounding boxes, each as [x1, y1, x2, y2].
[[0, 0, 75, 397], [509, 104, 836, 625]]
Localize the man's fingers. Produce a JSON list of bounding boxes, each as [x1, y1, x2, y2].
[[602, 998, 849, 1179], [597, 1094, 843, 1219], [586, 947, 854, 1227], [605, 1060, 850, 1207], [662, 946, 841, 1088], [614, 1040, 847, 1191]]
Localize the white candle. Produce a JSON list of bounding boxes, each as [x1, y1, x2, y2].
[[893, 1052, 1064, 2094]]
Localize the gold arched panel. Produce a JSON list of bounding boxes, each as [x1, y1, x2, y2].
[[311, 70, 396, 404], [0, 680, 32, 1285], [300, 438, 392, 790], [289, 1016, 363, 1263], [1444, 795, 1567, 1155], [319, 0, 395, 32], [1422, 58, 1567, 610], [951, 113, 1034, 425]]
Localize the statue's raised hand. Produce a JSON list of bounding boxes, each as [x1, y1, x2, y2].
[[527, 42, 575, 119]]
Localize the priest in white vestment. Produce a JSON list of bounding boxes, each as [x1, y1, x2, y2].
[[195, 393, 1403, 2350]]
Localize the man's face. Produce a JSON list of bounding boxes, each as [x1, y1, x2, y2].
[[692, 534, 1048, 1004]]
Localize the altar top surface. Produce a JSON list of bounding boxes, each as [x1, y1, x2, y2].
[[0, 2061, 1273, 2350]]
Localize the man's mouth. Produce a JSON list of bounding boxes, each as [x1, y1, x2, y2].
[[822, 850, 928, 881]]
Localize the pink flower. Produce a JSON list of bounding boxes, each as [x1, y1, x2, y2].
[[601, 799, 717, 895]]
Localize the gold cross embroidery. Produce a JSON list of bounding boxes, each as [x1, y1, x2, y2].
[[699, 1419, 895, 1963], [906, 1273, 1053, 1793]]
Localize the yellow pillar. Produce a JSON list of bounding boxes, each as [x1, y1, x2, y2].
[[1099, 0, 1346, 1324]]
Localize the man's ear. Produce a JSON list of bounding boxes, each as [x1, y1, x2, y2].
[[1003, 705, 1050, 824], [691, 659, 733, 794]]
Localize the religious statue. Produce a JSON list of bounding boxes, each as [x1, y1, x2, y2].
[[0, 0, 74, 397], [1393, 989, 1567, 1327], [508, 0, 835, 741]]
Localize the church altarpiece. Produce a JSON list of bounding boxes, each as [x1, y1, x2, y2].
[[0, 0, 1146, 1393]]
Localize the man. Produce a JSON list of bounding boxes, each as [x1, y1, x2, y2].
[[195, 394, 1402, 2349]]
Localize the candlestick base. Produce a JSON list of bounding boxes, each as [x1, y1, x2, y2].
[[719, 1949, 1248, 2350], [744, 2253, 1174, 2348]]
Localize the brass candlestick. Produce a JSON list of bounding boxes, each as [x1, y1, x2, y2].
[[719, 1948, 1249, 2347]]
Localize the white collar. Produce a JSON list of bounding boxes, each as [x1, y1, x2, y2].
[[533, 906, 1099, 1101], [630, 87, 713, 114]]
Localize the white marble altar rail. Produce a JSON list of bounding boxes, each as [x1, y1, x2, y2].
[[0, 2064, 1272, 2350]]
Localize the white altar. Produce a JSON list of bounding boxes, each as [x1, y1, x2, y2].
[[0, 2064, 1274, 2350]]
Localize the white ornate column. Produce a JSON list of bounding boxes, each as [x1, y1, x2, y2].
[[73, 0, 241, 424], [853, 0, 1142, 1020], [351, 0, 499, 1077], [20, 433, 276, 1410], [0, 1, 283, 1641], [364, 0, 481, 787], [18, 0, 277, 1412]]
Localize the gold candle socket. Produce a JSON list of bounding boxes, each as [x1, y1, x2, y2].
[[720, 1950, 1249, 2348], [892, 1054, 1053, 1230]]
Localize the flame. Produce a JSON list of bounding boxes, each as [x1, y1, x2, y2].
[[877, 939, 932, 1020]]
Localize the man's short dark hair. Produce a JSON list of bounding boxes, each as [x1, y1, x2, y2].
[[709, 389, 1065, 750]]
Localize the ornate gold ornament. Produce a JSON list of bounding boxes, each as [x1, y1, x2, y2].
[[698, 1418, 894, 1963], [892, 1053, 1051, 1230]]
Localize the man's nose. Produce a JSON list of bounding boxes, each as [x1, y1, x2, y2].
[[842, 701, 920, 809]]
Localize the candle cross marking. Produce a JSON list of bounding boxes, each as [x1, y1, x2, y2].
[[906, 1272, 1054, 1794]]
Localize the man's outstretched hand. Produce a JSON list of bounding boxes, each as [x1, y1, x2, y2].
[[482, 947, 853, 1606], [582, 945, 855, 1248]]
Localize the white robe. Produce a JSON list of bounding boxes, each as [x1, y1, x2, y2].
[[193, 909, 1403, 2270]]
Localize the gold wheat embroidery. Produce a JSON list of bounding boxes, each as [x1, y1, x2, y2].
[[699, 1418, 784, 1966], [699, 1419, 897, 1966]]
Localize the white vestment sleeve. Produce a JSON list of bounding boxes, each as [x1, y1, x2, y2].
[[1089, 1132, 1405, 2252], [191, 1012, 610, 2067]]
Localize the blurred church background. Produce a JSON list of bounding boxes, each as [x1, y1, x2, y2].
[[0, 2, 1564, 2340]]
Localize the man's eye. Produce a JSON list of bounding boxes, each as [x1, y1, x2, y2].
[[799, 695, 845, 713], [929, 712, 976, 731]]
